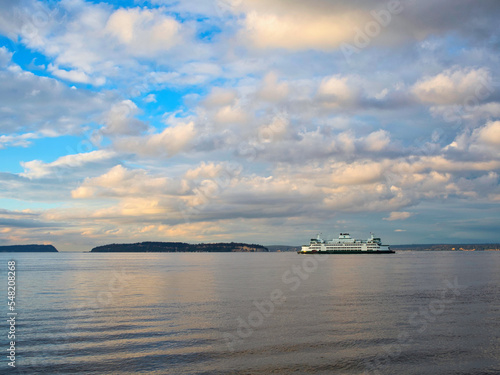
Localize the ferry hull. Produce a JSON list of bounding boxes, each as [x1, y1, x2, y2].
[[298, 250, 395, 254]]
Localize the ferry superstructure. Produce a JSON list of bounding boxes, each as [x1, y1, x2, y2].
[[298, 233, 395, 254]]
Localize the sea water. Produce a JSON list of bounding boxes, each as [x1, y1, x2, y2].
[[0, 251, 499, 374]]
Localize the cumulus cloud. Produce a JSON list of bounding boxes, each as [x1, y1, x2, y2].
[[113, 120, 196, 157], [234, 0, 500, 52], [318, 75, 359, 107], [242, 10, 366, 51], [214, 104, 248, 125], [0, 46, 12, 67], [105, 7, 181, 56], [48, 64, 106, 86], [0, 1, 191, 86], [184, 162, 240, 180], [21, 150, 117, 179], [0, 132, 40, 149], [462, 120, 500, 158], [475, 120, 500, 146], [412, 67, 492, 105], [362, 130, 391, 152], [100, 100, 148, 136], [384, 211, 412, 221], [202, 87, 238, 108], [0, 62, 116, 135], [70, 161, 242, 223], [330, 161, 384, 186], [143, 94, 157, 103], [72, 165, 173, 199], [442, 120, 500, 158], [257, 72, 289, 102], [257, 113, 290, 143]]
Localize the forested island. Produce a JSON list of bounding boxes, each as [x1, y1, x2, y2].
[[91, 242, 269, 252], [0, 244, 58, 252]]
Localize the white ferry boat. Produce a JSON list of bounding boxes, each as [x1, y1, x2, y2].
[[298, 233, 394, 254]]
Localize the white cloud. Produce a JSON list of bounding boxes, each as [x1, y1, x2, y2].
[[100, 100, 148, 136], [384, 212, 412, 221], [0, 61, 116, 135], [142, 68, 217, 89], [233, 0, 500, 53], [143, 94, 157, 103], [241, 9, 368, 51], [179, 62, 222, 78], [214, 104, 248, 125], [257, 72, 289, 102], [0, 1, 192, 86], [21, 150, 117, 179], [0, 133, 40, 149], [318, 75, 358, 106], [330, 161, 384, 185], [257, 113, 290, 143], [105, 8, 181, 56], [113, 120, 196, 157], [0, 46, 12, 67], [463, 120, 500, 158], [202, 87, 237, 108], [48, 64, 106, 86], [184, 162, 240, 180], [476, 120, 500, 146], [443, 121, 500, 158], [362, 130, 391, 152], [412, 67, 492, 105], [72, 164, 174, 199]]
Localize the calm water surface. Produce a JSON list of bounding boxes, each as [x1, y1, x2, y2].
[[0, 251, 499, 374]]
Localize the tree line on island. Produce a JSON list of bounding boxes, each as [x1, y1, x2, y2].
[[90, 242, 269, 252], [0, 244, 58, 252]]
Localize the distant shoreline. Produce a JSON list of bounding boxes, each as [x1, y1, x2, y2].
[[1, 243, 499, 253], [390, 244, 500, 251], [0, 244, 58, 252]]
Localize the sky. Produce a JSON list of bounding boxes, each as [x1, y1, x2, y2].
[[0, 0, 500, 251]]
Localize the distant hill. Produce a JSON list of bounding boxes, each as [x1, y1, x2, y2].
[[266, 245, 301, 252], [0, 244, 58, 252], [91, 242, 269, 253], [391, 244, 500, 251]]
